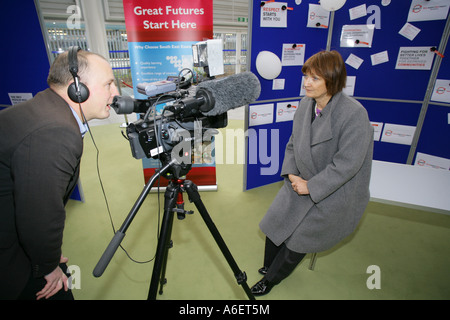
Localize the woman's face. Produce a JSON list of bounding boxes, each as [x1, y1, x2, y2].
[[303, 71, 329, 101]]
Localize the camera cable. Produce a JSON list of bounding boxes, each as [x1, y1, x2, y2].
[[79, 103, 157, 265]]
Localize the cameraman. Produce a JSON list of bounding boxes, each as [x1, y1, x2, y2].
[[0, 48, 119, 300]]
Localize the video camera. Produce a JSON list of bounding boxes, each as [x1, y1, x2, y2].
[[110, 78, 226, 179], [109, 40, 260, 179]]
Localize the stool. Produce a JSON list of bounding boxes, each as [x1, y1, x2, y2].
[[308, 253, 317, 271]]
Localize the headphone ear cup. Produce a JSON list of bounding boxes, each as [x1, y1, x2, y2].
[[68, 81, 90, 103]]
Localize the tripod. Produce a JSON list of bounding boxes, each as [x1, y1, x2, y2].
[[93, 159, 255, 300], [149, 177, 254, 300]]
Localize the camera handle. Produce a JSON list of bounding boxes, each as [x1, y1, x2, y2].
[[148, 178, 255, 300], [93, 159, 177, 278]]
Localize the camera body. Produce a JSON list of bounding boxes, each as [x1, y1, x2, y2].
[[126, 110, 227, 160]]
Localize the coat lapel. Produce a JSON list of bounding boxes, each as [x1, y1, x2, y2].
[[311, 93, 342, 146], [295, 93, 342, 176], [311, 107, 333, 146], [296, 99, 316, 176]]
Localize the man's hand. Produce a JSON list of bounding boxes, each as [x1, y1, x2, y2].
[[36, 255, 69, 300], [288, 174, 310, 195]]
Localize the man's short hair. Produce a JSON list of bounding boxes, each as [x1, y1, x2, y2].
[[47, 49, 106, 89]]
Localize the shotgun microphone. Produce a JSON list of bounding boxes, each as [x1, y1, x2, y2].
[[195, 71, 261, 116]]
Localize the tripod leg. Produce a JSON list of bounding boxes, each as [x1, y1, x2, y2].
[[183, 180, 256, 300], [158, 235, 174, 295], [148, 182, 179, 300]]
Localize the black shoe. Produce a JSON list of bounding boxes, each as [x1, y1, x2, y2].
[[258, 266, 268, 275], [251, 278, 274, 296]]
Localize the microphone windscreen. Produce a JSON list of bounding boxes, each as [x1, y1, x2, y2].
[[196, 72, 261, 116]]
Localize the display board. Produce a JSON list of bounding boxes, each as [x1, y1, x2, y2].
[[415, 27, 450, 168], [330, 0, 446, 101], [0, 0, 50, 109], [246, 0, 450, 190]]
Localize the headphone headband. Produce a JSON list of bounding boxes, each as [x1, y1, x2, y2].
[[68, 46, 81, 77], [67, 46, 90, 104]]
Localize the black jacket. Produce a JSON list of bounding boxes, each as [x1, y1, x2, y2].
[[0, 88, 83, 299]]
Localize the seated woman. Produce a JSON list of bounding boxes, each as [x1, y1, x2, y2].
[[251, 50, 374, 296]]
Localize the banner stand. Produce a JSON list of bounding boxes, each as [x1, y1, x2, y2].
[[122, 0, 217, 190]]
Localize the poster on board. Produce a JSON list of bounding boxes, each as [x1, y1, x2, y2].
[[407, 0, 450, 22], [260, 1, 288, 28], [395, 46, 436, 70], [431, 79, 450, 103], [340, 24, 375, 48]]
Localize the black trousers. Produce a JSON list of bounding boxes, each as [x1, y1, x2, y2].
[[263, 237, 306, 285], [17, 263, 74, 300]]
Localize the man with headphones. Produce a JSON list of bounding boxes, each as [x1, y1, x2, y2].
[[0, 47, 119, 300]]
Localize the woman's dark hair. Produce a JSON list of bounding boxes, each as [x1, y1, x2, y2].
[[302, 50, 347, 96]]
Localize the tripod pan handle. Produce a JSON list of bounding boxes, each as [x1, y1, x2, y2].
[[93, 231, 125, 277]]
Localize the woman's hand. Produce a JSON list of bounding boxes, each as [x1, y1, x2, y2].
[[288, 174, 310, 195]]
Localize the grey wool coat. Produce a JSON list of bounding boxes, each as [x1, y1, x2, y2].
[[260, 91, 373, 253]]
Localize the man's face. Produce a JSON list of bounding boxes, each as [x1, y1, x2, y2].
[[81, 55, 119, 121]]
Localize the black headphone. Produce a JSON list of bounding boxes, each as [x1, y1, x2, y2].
[[67, 46, 90, 103]]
